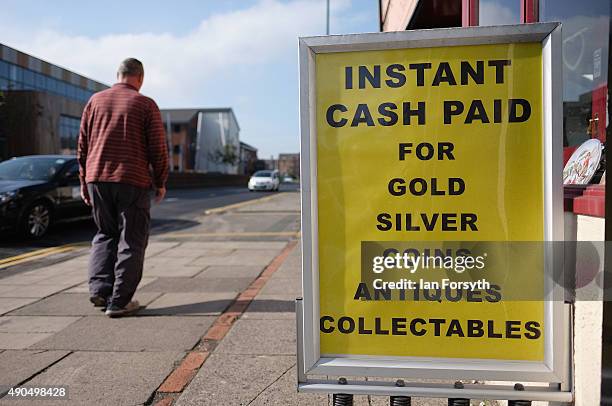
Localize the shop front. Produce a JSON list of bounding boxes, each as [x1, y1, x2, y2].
[[380, 0, 611, 402]]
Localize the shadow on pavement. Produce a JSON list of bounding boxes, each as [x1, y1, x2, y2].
[[138, 299, 295, 316]]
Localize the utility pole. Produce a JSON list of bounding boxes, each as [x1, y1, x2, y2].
[[326, 0, 330, 35]]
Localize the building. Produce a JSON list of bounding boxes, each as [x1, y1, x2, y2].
[[380, 1, 611, 402], [0, 43, 108, 160], [380, 0, 610, 163], [161, 108, 241, 174], [278, 153, 300, 179], [239, 142, 258, 175]]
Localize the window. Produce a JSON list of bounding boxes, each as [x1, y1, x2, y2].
[[0, 61, 8, 78], [35, 72, 45, 90], [23, 69, 34, 87], [540, 0, 610, 147], [45, 77, 56, 93], [59, 115, 81, 153], [8, 65, 20, 82], [0, 60, 97, 103], [479, 0, 520, 25]]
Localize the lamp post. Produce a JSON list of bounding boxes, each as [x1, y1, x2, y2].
[[326, 0, 330, 35]]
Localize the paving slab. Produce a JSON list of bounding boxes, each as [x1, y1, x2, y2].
[[0, 268, 84, 283], [259, 276, 302, 296], [145, 255, 203, 267], [242, 294, 296, 320], [145, 241, 181, 258], [45, 256, 89, 270], [143, 265, 205, 277], [0, 316, 80, 333], [273, 262, 301, 279], [216, 319, 295, 355], [0, 298, 39, 316], [236, 192, 300, 213], [196, 265, 264, 279], [0, 284, 71, 298], [187, 250, 280, 267], [272, 249, 301, 279], [35, 273, 86, 286], [29, 315, 214, 352], [175, 354, 295, 406], [2, 351, 183, 406], [177, 241, 288, 250], [249, 365, 328, 405], [8, 293, 160, 316], [0, 350, 69, 388], [0, 332, 55, 349], [64, 277, 158, 293], [140, 292, 236, 316], [139, 277, 253, 293], [0, 272, 61, 286], [163, 248, 235, 258]]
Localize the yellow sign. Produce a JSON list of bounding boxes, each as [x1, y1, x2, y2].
[[315, 43, 545, 361]]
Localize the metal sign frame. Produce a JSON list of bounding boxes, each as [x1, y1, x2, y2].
[[298, 23, 571, 400]]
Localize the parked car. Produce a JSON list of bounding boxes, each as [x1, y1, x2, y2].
[[0, 155, 90, 238], [282, 176, 296, 183], [248, 170, 280, 191]]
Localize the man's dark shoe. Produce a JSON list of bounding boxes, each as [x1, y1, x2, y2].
[[105, 300, 140, 318], [89, 295, 107, 307]]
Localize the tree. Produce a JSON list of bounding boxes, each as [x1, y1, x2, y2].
[[210, 143, 239, 166]]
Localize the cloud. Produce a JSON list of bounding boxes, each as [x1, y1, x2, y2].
[[0, 0, 373, 157], [0, 0, 350, 106]]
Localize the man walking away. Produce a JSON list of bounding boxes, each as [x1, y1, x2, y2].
[[78, 58, 168, 318]]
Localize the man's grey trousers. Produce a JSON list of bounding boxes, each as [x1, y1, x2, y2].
[[87, 182, 151, 308]]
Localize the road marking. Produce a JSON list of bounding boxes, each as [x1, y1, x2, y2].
[[0, 245, 82, 270], [203, 193, 283, 215], [162, 231, 301, 238]]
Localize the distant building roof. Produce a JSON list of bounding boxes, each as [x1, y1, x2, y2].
[[240, 141, 257, 152], [160, 107, 240, 130]]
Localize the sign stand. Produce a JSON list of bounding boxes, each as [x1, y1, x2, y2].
[[297, 299, 572, 402], [297, 22, 573, 403]]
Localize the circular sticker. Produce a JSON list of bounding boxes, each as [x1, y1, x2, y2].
[[563, 138, 603, 185]]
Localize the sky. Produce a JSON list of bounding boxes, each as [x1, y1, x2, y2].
[[0, 0, 379, 158]]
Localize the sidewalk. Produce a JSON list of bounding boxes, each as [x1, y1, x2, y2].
[[0, 191, 450, 405]]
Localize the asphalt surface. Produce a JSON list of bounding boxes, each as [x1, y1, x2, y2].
[[0, 184, 299, 261]]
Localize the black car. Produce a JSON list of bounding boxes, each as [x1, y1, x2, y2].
[[0, 155, 91, 238]]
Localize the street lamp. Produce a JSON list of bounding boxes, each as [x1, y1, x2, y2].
[[326, 0, 330, 35]]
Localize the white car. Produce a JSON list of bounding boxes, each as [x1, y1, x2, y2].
[[248, 170, 280, 191]]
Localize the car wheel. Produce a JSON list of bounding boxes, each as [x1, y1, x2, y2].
[[19, 201, 52, 239]]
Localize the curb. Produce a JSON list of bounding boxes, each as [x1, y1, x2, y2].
[[203, 192, 283, 215]]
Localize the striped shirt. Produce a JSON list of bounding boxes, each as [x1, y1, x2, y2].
[[77, 82, 169, 189]]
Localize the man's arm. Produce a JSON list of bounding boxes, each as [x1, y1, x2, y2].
[[77, 102, 91, 205], [146, 100, 169, 202]]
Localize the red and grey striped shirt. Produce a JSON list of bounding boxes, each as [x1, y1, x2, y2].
[[77, 82, 169, 189]]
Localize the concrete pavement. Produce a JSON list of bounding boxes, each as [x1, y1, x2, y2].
[[0, 190, 454, 405]]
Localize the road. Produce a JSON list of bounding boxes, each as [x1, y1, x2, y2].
[[0, 184, 299, 262]]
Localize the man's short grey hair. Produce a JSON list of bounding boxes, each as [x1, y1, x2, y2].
[[117, 58, 144, 77]]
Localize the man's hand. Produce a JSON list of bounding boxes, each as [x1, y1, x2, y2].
[[154, 187, 166, 203], [81, 184, 91, 206]]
